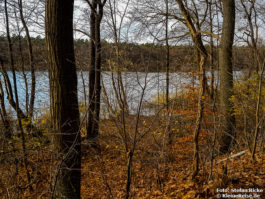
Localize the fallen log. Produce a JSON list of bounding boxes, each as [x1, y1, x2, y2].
[[217, 150, 247, 164]]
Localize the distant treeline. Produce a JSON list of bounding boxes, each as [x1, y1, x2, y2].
[[0, 36, 261, 72]]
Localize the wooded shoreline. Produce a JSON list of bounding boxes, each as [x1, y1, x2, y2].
[[0, 37, 261, 72]]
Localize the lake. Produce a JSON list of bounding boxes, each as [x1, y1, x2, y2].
[[1, 70, 243, 119]]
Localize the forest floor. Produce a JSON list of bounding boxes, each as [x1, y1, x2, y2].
[[80, 119, 265, 199], [0, 117, 264, 199]]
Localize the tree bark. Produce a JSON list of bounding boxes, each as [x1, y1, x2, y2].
[[219, 0, 236, 154], [45, 0, 81, 198], [87, 0, 106, 140], [94, 3, 103, 139]]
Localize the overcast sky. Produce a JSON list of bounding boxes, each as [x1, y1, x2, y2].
[[0, 0, 264, 46]]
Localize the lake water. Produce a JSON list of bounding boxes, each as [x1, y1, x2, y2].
[[1, 71, 243, 119]]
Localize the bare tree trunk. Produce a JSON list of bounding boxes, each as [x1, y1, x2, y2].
[[219, 0, 236, 154], [0, 65, 26, 119], [0, 68, 11, 138], [87, 0, 97, 139], [46, 0, 81, 198], [14, 9, 29, 115], [87, 0, 106, 141], [209, 0, 215, 100], [94, 2, 104, 139], [176, 0, 208, 179], [107, 0, 129, 148], [192, 54, 207, 179], [239, 0, 262, 160], [125, 76, 147, 199], [165, 0, 172, 145], [108, 0, 129, 113], [4, 0, 31, 189], [18, 0, 36, 119], [252, 59, 265, 160]]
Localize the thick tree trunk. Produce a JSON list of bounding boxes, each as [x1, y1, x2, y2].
[[45, 0, 81, 198], [219, 0, 236, 154]]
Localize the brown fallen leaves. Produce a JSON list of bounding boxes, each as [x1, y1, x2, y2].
[[81, 123, 264, 199], [0, 119, 264, 199]]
